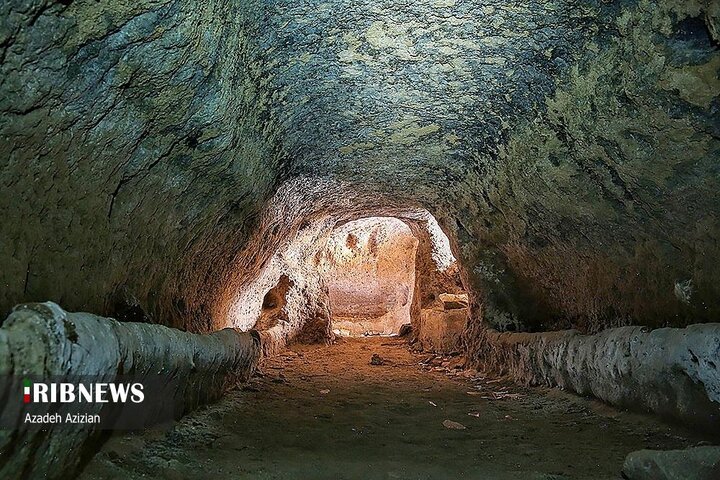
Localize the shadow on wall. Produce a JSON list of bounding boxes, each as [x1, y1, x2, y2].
[[256, 275, 293, 330]]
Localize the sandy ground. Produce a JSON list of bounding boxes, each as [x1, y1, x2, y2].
[[80, 337, 712, 480]]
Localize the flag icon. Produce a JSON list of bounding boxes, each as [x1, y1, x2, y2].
[[23, 379, 31, 404]]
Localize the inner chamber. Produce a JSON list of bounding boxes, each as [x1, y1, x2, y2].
[[321, 217, 417, 337], [227, 209, 470, 353]]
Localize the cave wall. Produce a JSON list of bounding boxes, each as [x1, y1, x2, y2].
[[404, 219, 468, 353], [462, 1, 720, 334], [222, 197, 337, 354], [217, 184, 447, 350], [0, 0, 284, 331], [1, 0, 718, 339]]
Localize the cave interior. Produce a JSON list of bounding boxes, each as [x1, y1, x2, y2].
[[0, 0, 719, 479]]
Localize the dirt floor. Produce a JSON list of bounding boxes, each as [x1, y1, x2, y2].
[[80, 337, 713, 480]]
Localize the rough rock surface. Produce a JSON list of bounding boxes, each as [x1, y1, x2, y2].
[[0, 302, 260, 479], [419, 308, 467, 354], [474, 324, 720, 431], [623, 446, 720, 480], [1, 0, 718, 337], [418, 294, 470, 354]]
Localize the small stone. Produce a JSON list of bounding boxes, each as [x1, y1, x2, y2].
[[370, 353, 384, 365], [443, 419, 467, 430]]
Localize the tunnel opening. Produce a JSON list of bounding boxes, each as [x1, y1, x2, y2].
[[223, 205, 470, 355], [319, 217, 418, 337]]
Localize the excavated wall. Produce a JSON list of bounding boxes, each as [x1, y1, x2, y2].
[[219, 184, 460, 352], [321, 217, 418, 336]]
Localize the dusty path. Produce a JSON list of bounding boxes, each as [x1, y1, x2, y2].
[[82, 337, 711, 479]]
